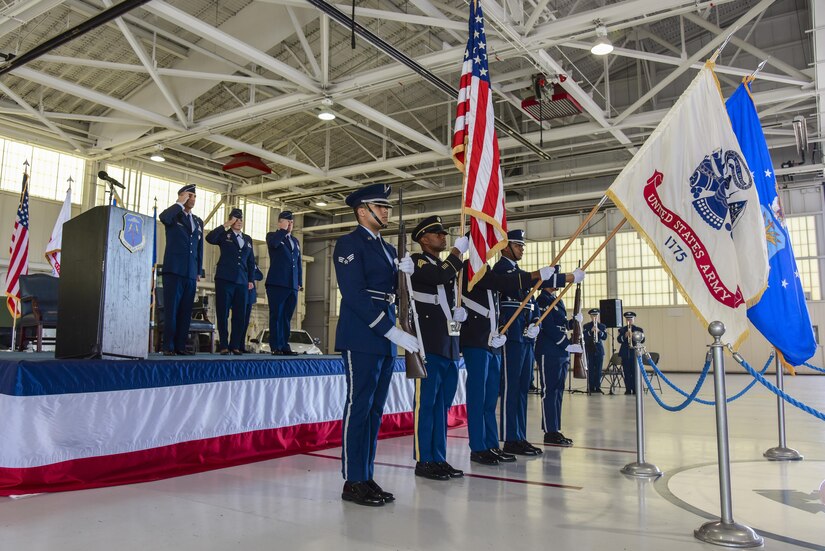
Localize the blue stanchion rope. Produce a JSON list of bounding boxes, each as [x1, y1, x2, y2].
[[638, 355, 712, 412], [644, 351, 772, 406], [802, 361, 825, 375], [733, 352, 825, 422]]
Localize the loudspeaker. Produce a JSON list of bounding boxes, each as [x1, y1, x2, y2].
[[599, 299, 623, 328]]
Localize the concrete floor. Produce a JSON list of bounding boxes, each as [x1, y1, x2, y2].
[[1, 372, 823, 551]]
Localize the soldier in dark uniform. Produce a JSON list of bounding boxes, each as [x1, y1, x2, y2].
[[205, 208, 255, 355], [583, 308, 608, 394], [242, 256, 264, 352], [493, 229, 549, 457], [159, 184, 204, 356], [460, 254, 561, 466], [265, 211, 302, 355], [409, 216, 468, 481], [334, 184, 419, 507], [535, 274, 585, 447], [617, 312, 644, 395]]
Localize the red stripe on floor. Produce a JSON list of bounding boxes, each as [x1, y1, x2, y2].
[[446, 434, 635, 455], [303, 452, 582, 490]]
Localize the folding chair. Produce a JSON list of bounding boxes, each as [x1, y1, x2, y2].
[[601, 352, 625, 395]]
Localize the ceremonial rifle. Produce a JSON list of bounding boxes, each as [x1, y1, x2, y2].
[[570, 260, 588, 380], [397, 189, 428, 378]]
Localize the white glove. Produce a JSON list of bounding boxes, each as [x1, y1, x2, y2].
[[524, 323, 540, 339], [453, 236, 470, 254], [574, 312, 583, 324], [539, 265, 555, 281], [565, 344, 583, 354], [489, 333, 507, 349], [385, 326, 420, 353], [452, 307, 468, 323], [396, 253, 415, 275], [573, 268, 586, 283]]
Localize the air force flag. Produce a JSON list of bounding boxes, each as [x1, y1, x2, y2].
[[726, 81, 816, 366], [606, 64, 768, 346]]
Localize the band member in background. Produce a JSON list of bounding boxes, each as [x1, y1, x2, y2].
[[617, 311, 644, 395], [535, 270, 586, 447], [242, 256, 264, 352], [409, 216, 468, 481], [460, 254, 562, 466], [334, 184, 419, 507], [159, 184, 203, 356], [205, 208, 255, 355], [493, 229, 551, 457], [583, 308, 608, 394], [266, 211, 302, 355]]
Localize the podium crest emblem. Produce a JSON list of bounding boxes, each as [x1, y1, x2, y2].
[[119, 213, 145, 253]]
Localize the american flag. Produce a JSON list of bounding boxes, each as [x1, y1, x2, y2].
[[4, 172, 29, 318], [452, 0, 507, 290]]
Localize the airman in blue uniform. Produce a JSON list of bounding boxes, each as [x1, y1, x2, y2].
[[205, 208, 255, 355], [493, 229, 555, 457], [334, 184, 419, 507], [266, 211, 302, 355], [583, 308, 608, 394], [409, 216, 468, 481], [242, 256, 264, 351], [159, 184, 204, 356], [535, 271, 586, 447], [617, 311, 644, 395], [460, 252, 560, 466]]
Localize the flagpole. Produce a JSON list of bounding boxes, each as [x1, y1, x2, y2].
[[8, 298, 17, 352], [499, 195, 607, 334], [456, 154, 468, 309], [535, 218, 625, 326]]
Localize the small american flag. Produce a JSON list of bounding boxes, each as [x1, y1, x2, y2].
[[452, 0, 507, 290], [4, 171, 30, 318]]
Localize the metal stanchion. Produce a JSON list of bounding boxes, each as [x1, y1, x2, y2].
[[695, 321, 763, 548], [763, 348, 803, 461], [620, 331, 662, 479]]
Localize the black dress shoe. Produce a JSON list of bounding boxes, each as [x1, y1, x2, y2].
[[219, 349, 230, 355], [271, 349, 283, 355], [284, 349, 299, 356], [366, 480, 394, 502], [544, 432, 574, 447], [231, 349, 243, 355], [415, 461, 450, 480], [162, 350, 176, 356], [502, 440, 540, 456], [176, 350, 195, 356], [521, 440, 544, 455], [436, 461, 464, 478], [342, 481, 384, 506], [470, 450, 499, 465], [489, 448, 517, 462]]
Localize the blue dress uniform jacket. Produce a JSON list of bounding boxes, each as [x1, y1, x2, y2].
[[205, 227, 255, 285], [159, 204, 203, 280], [618, 325, 645, 392], [535, 290, 574, 434], [409, 251, 463, 360], [535, 291, 574, 356], [492, 257, 539, 344], [334, 225, 398, 356], [265, 229, 302, 290], [583, 321, 608, 355]]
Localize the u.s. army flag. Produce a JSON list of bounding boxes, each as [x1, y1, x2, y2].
[[606, 64, 768, 346]]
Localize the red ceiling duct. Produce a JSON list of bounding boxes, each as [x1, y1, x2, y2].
[[521, 83, 583, 121], [222, 153, 272, 178]]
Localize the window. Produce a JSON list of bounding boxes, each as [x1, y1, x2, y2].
[[237, 198, 269, 241], [615, 231, 675, 306], [0, 138, 84, 203], [786, 215, 821, 301], [552, 235, 609, 309]]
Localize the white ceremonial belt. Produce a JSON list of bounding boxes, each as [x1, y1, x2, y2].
[[461, 296, 489, 317], [411, 290, 439, 305], [500, 301, 534, 311], [367, 289, 395, 303]]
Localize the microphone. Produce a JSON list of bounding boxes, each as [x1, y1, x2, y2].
[[98, 170, 125, 188]]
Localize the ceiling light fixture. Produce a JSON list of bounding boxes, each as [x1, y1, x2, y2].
[[150, 145, 165, 162], [590, 24, 613, 56], [318, 97, 336, 121], [315, 200, 328, 207]]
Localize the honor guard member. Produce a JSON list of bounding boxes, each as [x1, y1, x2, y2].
[[617, 312, 644, 395], [159, 184, 204, 356], [242, 257, 264, 352], [460, 254, 560, 466], [409, 216, 469, 481], [205, 208, 255, 355], [535, 271, 586, 447], [583, 309, 608, 394], [265, 211, 302, 355], [334, 183, 419, 507], [493, 229, 558, 457]]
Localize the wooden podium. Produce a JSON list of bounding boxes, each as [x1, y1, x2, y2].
[[56, 205, 154, 359]]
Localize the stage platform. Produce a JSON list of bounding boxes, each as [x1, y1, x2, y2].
[[0, 352, 467, 496]]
